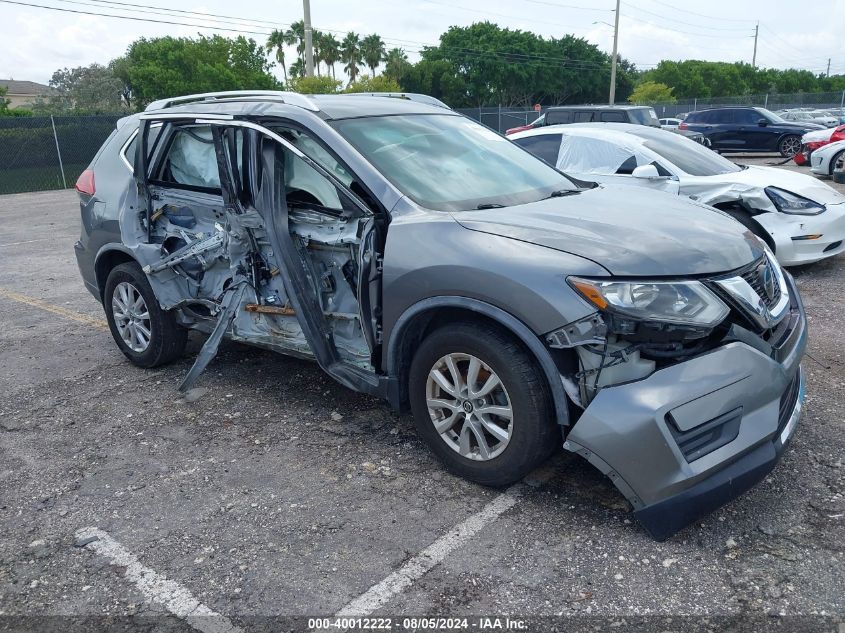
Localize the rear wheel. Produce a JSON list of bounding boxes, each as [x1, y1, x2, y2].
[[779, 135, 802, 157], [104, 262, 187, 368], [408, 323, 558, 487]]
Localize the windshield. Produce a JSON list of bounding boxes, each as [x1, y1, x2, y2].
[[625, 129, 742, 176], [332, 114, 577, 211], [759, 108, 787, 123]]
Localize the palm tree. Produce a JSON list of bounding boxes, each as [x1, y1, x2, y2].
[[384, 47, 408, 82], [321, 33, 341, 79], [341, 32, 362, 84], [288, 20, 305, 64], [289, 58, 305, 79], [266, 29, 289, 84], [360, 34, 386, 77], [312, 30, 323, 76]]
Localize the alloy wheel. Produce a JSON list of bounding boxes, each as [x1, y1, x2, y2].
[[781, 136, 802, 156], [425, 353, 513, 461], [111, 281, 152, 353]]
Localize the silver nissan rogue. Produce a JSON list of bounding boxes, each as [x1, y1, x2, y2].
[[74, 91, 807, 540]]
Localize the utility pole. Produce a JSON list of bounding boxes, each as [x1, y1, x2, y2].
[[827, 58, 831, 77], [303, 0, 315, 77], [752, 22, 758, 68], [609, 0, 620, 105]]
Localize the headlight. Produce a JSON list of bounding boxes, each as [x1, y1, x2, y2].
[[568, 277, 729, 327], [765, 186, 825, 215]]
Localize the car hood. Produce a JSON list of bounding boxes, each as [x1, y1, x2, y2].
[[453, 186, 763, 277], [779, 121, 825, 131], [680, 165, 845, 209]]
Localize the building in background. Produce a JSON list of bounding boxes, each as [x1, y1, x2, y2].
[[0, 79, 52, 109]]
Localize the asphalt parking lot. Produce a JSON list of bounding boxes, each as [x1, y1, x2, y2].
[[1, 155, 844, 632]]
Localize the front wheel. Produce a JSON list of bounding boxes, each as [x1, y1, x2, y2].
[[779, 135, 802, 157], [408, 323, 558, 487], [830, 149, 845, 176], [104, 262, 188, 368]]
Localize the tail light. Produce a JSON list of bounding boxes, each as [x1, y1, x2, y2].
[[679, 122, 688, 130], [75, 169, 95, 195]]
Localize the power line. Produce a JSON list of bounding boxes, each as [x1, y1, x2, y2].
[[620, 2, 753, 32], [639, 0, 756, 23], [0, 0, 648, 71], [620, 13, 755, 40], [423, 0, 599, 31]]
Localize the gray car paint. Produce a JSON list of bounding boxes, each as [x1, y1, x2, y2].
[[74, 94, 807, 539]]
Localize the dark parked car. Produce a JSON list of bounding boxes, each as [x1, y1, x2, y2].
[[74, 91, 806, 541], [681, 107, 825, 156], [506, 105, 659, 135]]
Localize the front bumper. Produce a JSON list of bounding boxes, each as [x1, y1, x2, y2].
[[564, 275, 807, 540], [757, 202, 845, 265]]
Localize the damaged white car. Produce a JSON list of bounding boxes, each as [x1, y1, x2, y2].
[[512, 123, 845, 265]]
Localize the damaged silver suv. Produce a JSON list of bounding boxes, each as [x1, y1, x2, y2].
[[74, 91, 807, 540]]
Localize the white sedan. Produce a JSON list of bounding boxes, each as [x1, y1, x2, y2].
[[810, 140, 845, 177], [511, 123, 845, 266]]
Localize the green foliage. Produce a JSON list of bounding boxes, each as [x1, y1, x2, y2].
[[344, 75, 402, 93], [341, 32, 363, 85], [0, 85, 9, 113], [383, 48, 410, 83], [318, 33, 341, 79], [37, 64, 127, 114], [360, 34, 386, 76], [629, 81, 676, 104], [643, 60, 845, 99], [288, 75, 342, 94], [409, 22, 632, 107], [125, 35, 279, 108]]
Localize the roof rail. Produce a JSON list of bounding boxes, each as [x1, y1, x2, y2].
[[339, 92, 451, 110], [145, 90, 320, 112]]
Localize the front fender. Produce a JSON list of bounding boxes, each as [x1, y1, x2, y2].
[[386, 295, 573, 427]]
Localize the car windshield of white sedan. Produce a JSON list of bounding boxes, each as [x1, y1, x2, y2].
[[627, 130, 742, 176], [333, 114, 577, 211]]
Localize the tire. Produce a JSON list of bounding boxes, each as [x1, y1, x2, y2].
[[408, 322, 558, 487], [103, 262, 188, 368], [830, 149, 845, 176], [778, 135, 802, 157], [723, 208, 775, 253]]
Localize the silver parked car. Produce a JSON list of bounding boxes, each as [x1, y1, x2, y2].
[[74, 91, 807, 540]]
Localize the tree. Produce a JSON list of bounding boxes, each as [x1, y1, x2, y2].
[[125, 35, 279, 108], [288, 75, 341, 94], [629, 81, 676, 104], [320, 33, 341, 79], [384, 48, 409, 83], [289, 58, 305, 79], [35, 64, 126, 113], [345, 74, 402, 93], [341, 32, 362, 84], [418, 22, 622, 107], [0, 85, 8, 112], [360, 34, 386, 77], [266, 29, 289, 84], [109, 56, 134, 108]]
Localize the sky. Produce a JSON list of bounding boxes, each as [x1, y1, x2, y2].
[[1, 0, 843, 85]]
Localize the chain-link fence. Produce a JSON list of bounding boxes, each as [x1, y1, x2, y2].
[[0, 114, 122, 195]]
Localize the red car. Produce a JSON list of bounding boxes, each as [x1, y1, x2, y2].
[[794, 124, 845, 165], [506, 114, 545, 136]]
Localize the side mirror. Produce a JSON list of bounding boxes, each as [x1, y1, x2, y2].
[[631, 164, 661, 179], [758, 119, 768, 127]]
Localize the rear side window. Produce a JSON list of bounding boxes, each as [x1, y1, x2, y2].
[[733, 109, 760, 124], [512, 134, 563, 166], [156, 126, 220, 190], [628, 108, 659, 126], [545, 110, 572, 125], [600, 111, 626, 122], [573, 112, 594, 123]]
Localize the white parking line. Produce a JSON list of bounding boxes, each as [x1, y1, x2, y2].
[[74, 527, 242, 633], [336, 460, 560, 617]]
